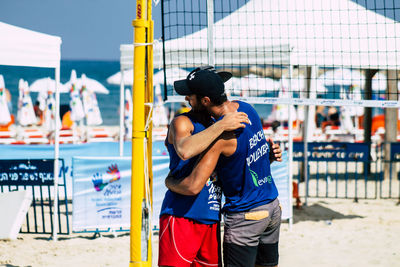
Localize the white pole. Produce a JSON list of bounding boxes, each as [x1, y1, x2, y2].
[[119, 69, 125, 157], [287, 64, 294, 230], [52, 65, 60, 241], [207, 0, 214, 66], [304, 65, 319, 206]]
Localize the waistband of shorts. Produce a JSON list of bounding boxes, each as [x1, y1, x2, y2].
[[224, 197, 278, 215]]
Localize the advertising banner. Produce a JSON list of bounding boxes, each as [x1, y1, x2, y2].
[[0, 159, 54, 186], [293, 142, 370, 162], [72, 157, 131, 231], [271, 151, 291, 220]]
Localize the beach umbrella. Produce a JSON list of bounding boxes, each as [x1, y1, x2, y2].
[[124, 88, 133, 138], [340, 105, 355, 133], [0, 75, 11, 125], [30, 77, 68, 93], [153, 67, 190, 86], [31, 77, 68, 113], [67, 70, 85, 122], [80, 74, 103, 126], [372, 72, 387, 92], [17, 79, 37, 126], [43, 91, 60, 131], [64, 71, 109, 95], [106, 69, 134, 85], [319, 68, 364, 87], [153, 83, 169, 127]]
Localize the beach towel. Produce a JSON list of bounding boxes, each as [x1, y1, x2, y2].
[[81, 85, 102, 126]]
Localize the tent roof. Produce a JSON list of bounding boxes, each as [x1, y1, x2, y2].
[[120, 44, 134, 70], [122, 0, 400, 69], [0, 21, 62, 68]]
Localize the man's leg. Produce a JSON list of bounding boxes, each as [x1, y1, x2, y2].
[[158, 214, 214, 267], [191, 222, 221, 267], [222, 211, 262, 267], [223, 199, 281, 267], [255, 199, 282, 267], [223, 241, 258, 267]]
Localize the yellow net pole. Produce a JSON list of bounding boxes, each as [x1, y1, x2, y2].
[[145, 0, 154, 263], [130, 0, 151, 266]]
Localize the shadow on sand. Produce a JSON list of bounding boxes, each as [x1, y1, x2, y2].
[[292, 202, 363, 224], [33, 232, 130, 241]]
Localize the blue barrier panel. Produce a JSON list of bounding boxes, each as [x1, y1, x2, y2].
[[293, 142, 370, 162], [0, 159, 54, 186], [0, 142, 135, 198], [0, 159, 69, 234], [390, 143, 400, 162]]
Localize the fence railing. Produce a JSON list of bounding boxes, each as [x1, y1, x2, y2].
[[0, 159, 70, 235], [291, 142, 400, 201]]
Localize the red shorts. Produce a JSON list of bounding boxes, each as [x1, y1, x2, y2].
[[158, 214, 221, 267]]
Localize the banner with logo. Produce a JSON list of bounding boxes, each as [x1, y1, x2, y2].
[[271, 151, 292, 220], [72, 157, 131, 231]]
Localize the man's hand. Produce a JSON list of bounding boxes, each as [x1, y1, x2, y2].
[[165, 171, 178, 190], [268, 139, 282, 162], [165, 171, 201, 196], [217, 112, 249, 131]]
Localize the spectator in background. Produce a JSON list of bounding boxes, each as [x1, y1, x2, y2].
[[33, 100, 44, 125], [322, 106, 340, 130], [315, 106, 327, 128], [60, 104, 73, 129], [328, 106, 340, 126]]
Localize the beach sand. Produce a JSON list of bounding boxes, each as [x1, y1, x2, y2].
[[1, 197, 399, 267]]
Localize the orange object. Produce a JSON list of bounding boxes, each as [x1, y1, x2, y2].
[[292, 181, 301, 209], [357, 115, 400, 132], [0, 114, 15, 131], [61, 111, 73, 129], [371, 114, 385, 134]]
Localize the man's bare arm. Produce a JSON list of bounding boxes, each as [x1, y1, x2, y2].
[[165, 138, 224, 195], [171, 112, 248, 160]]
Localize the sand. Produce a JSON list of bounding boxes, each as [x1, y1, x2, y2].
[[1, 197, 399, 267]]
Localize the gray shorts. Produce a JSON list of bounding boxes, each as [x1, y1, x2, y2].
[[223, 198, 281, 266], [223, 198, 281, 246]]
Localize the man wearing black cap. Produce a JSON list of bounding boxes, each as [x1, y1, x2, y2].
[[166, 66, 283, 267], [158, 66, 250, 267]]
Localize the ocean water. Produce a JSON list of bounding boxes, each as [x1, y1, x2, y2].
[[0, 60, 272, 125], [0, 60, 121, 125]]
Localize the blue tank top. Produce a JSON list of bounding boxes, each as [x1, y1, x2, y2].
[[160, 112, 222, 224], [216, 101, 278, 213]]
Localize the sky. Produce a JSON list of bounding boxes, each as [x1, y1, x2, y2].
[[1, 0, 398, 61], [0, 0, 163, 61]]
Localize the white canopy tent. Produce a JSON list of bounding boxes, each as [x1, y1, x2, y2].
[[0, 21, 62, 240], [118, 0, 400, 108], [155, 0, 400, 70]]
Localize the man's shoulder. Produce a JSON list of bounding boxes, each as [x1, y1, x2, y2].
[[236, 100, 253, 110], [171, 113, 192, 126]]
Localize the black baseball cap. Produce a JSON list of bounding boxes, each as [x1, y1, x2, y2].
[[174, 66, 232, 101]]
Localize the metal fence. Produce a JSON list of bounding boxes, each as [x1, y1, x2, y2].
[[292, 142, 400, 201], [0, 159, 70, 235]]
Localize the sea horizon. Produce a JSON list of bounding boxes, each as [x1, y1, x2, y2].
[[0, 60, 273, 126]]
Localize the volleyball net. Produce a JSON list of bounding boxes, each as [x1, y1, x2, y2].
[[160, 0, 400, 107]]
